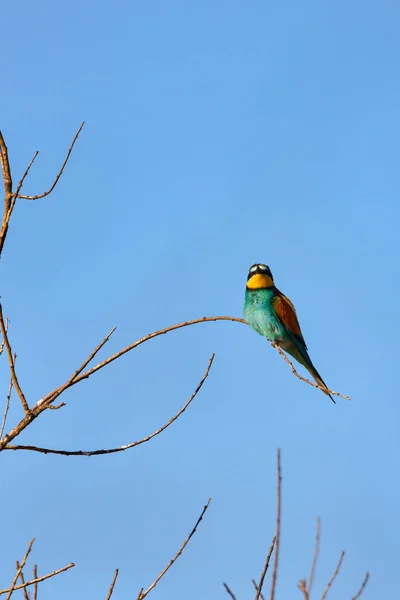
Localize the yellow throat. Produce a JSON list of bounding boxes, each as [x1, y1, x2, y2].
[[246, 273, 274, 289]]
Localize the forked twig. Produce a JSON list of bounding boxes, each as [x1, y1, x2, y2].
[[5, 353, 215, 456], [3, 539, 34, 600], [320, 551, 345, 600], [16, 562, 30, 600], [0, 326, 117, 449], [252, 580, 266, 600], [0, 313, 350, 452], [105, 570, 119, 600], [255, 536, 276, 600], [0, 305, 29, 413], [269, 449, 281, 600], [271, 343, 350, 401], [0, 561, 74, 596], [136, 498, 211, 600], [17, 123, 85, 200], [0, 317, 238, 450]]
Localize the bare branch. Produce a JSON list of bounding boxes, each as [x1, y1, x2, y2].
[[320, 551, 345, 600], [0, 305, 29, 413], [308, 518, 321, 596], [3, 539, 34, 600], [223, 583, 237, 599], [0, 131, 12, 202], [0, 315, 8, 355], [255, 536, 276, 600], [5, 353, 214, 457], [0, 562, 74, 596], [136, 498, 211, 600], [351, 572, 370, 600], [17, 122, 85, 200], [0, 313, 349, 452], [271, 343, 350, 401], [269, 449, 281, 600], [0, 367, 14, 439], [105, 570, 119, 600]]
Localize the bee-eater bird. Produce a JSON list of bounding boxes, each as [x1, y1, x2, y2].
[[243, 263, 334, 402]]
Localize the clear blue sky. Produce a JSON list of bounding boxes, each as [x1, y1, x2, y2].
[[1, 1, 399, 598]]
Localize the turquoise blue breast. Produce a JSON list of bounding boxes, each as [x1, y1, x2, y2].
[[243, 288, 284, 342]]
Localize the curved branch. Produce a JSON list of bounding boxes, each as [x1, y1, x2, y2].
[[39, 316, 247, 403], [351, 572, 370, 600], [17, 122, 85, 200], [4, 353, 215, 457], [0, 314, 350, 452]]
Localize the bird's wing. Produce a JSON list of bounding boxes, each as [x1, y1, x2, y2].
[[272, 288, 308, 349]]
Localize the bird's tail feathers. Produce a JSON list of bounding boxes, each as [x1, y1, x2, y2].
[[281, 339, 335, 403]]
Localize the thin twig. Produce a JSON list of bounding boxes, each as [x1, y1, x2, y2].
[[39, 326, 117, 409], [271, 343, 350, 400], [255, 536, 276, 600], [223, 583, 237, 599], [0, 368, 14, 438], [0, 563, 74, 596], [105, 570, 119, 600], [0, 150, 39, 259], [12, 152, 39, 202], [269, 449, 281, 600], [0, 130, 14, 258], [16, 561, 30, 600], [351, 572, 370, 600], [308, 518, 321, 596], [320, 551, 345, 600], [17, 122, 85, 200], [0, 326, 117, 449], [0, 305, 29, 413], [252, 580, 265, 600], [5, 353, 215, 456], [0, 315, 8, 355], [298, 579, 309, 599], [4, 539, 35, 600], [32, 566, 37, 600], [136, 498, 211, 600]]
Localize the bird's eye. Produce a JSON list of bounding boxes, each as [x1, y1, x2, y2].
[[259, 265, 267, 270], [250, 265, 258, 272]]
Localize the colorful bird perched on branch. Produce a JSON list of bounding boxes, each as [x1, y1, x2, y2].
[[243, 263, 334, 402]]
